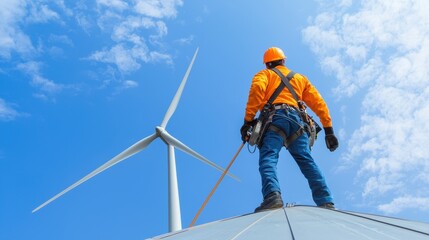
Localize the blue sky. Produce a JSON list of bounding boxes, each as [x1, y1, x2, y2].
[[1, 0, 429, 239]]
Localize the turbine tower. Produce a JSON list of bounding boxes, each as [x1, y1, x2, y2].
[[33, 48, 237, 232]]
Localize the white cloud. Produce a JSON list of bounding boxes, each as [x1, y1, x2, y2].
[[32, 75, 63, 93], [26, 2, 60, 23], [17, 61, 63, 94], [304, 0, 429, 213], [134, 0, 183, 19], [88, 44, 172, 73], [74, 2, 93, 32], [1, 0, 185, 96], [149, 51, 172, 64], [0, 0, 70, 99], [53, 0, 73, 16], [111, 79, 139, 95], [96, 0, 129, 11], [0, 1, 66, 59], [378, 196, 429, 214], [111, 16, 160, 44], [89, 44, 147, 73], [0, 0, 34, 59], [122, 80, 138, 89], [88, 0, 181, 73], [0, 98, 20, 121], [175, 35, 194, 45]]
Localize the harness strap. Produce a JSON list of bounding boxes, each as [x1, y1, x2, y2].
[[270, 68, 298, 102], [266, 68, 296, 109], [268, 124, 304, 149]]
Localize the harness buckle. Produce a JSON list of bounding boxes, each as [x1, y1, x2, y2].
[[272, 104, 296, 111]]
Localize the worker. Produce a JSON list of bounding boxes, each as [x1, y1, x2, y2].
[[240, 47, 339, 212]]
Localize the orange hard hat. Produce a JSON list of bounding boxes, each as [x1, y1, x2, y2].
[[263, 47, 286, 63]]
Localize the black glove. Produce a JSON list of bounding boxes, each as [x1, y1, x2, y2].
[[240, 120, 257, 143], [324, 127, 339, 152]]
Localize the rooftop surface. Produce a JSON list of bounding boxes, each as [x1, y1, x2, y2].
[[148, 205, 429, 240]]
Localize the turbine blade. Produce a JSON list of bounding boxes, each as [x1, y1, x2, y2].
[[32, 133, 158, 213], [160, 130, 240, 181], [160, 48, 199, 128]]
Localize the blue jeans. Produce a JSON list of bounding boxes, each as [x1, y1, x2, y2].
[[258, 109, 333, 206]]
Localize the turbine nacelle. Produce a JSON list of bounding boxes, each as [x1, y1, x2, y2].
[[156, 126, 167, 142]]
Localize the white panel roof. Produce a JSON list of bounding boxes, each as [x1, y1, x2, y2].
[[147, 205, 429, 240]]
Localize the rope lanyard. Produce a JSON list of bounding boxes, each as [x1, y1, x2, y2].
[[189, 142, 245, 227]]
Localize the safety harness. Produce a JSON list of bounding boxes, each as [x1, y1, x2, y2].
[[248, 68, 321, 149]]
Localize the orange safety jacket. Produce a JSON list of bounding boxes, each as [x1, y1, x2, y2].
[[244, 65, 332, 128]]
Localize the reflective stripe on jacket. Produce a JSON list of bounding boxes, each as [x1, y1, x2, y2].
[[244, 65, 332, 128]]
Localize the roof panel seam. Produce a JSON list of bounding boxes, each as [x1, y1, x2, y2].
[[283, 208, 296, 240], [229, 209, 281, 240]]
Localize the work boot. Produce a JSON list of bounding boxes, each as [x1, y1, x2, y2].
[[318, 202, 335, 210], [254, 192, 284, 213]]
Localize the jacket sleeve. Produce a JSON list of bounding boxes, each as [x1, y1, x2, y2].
[[244, 71, 268, 122], [301, 75, 333, 128]]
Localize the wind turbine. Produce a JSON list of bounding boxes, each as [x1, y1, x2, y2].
[[33, 48, 238, 232]]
